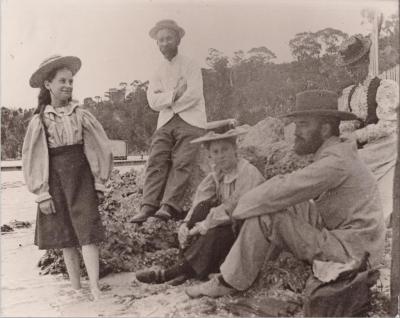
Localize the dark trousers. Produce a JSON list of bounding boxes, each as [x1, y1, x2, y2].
[[184, 225, 236, 280], [183, 197, 236, 279], [142, 115, 204, 213]]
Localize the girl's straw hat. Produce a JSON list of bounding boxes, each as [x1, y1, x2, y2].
[[30, 55, 81, 88], [191, 119, 247, 144]]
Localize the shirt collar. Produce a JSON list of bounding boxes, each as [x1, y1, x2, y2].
[[44, 101, 79, 117]]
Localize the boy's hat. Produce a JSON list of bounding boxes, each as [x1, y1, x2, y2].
[[30, 55, 81, 88]]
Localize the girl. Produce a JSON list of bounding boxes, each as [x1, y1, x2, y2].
[[22, 55, 113, 300], [136, 122, 265, 285]]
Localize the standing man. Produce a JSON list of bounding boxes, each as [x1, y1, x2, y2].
[[132, 20, 207, 223], [337, 34, 399, 224], [185, 90, 385, 299]]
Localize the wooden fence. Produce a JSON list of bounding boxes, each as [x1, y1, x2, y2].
[[379, 64, 400, 83]]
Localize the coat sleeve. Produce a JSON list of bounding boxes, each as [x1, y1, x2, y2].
[[22, 115, 51, 203], [171, 60, 204, 114], [184, 173, 217, 222], [232, 149, 348, 220], [354, 79, 399, 143], [80, 109, 113, 192]]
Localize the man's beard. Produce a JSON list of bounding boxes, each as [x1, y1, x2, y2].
[[294, 129, 324, 155], [161, 46, 178, 60]]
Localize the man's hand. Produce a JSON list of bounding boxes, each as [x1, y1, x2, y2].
[[189, 221, 207, 236], [178, 223, 190, 248], [39, 198, 56, 215], [341, 131, 358, 144], [173, 77, 187, 102]]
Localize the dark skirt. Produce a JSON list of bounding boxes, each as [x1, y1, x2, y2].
[[34, 144, 105, 249]]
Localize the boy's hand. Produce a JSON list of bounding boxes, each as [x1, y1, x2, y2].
[[39, 199, 56, 215]]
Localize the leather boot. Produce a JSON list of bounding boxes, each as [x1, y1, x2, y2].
[[131, 205, 157, 223]]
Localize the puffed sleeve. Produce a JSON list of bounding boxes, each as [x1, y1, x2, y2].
[[355, 79, 399, 143], [22, 115, 51, 203], [79, 109, 113, 192]]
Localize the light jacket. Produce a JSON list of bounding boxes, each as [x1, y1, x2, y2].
[[147, 53, 207, 129]]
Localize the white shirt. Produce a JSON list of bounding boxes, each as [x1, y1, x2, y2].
[[147, 53, 207, 129]]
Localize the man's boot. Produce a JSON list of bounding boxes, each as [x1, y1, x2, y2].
[[154, 204, 180, 220], [131, 205, 157, 223]]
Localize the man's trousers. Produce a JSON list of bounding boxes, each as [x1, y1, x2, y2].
[[142, 114, 204, 213], [220, 201, 350, 290]]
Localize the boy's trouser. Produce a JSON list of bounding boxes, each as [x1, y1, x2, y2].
[[142, 114, 204, 213], [220, 201, 350, 291]]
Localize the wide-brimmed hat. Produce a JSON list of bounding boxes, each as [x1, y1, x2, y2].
[[191, 118, 247, 144], [30, 55, 81, 88], [283, 90, 358, 121], [336, 35, 371, 66], [149, 19, 185, 40]]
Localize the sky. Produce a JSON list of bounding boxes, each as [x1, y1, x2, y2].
[[1, 0, 398, 109]]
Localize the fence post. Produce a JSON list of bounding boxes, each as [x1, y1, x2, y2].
[[390, 92, 400, 316]]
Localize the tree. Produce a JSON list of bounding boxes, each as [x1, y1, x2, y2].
[[314, 28, 348, 55], [232, 50, 245, 66], [94, 96, 101, 104], [289, 29, 348, 61], [83, 97, 95, 107], [206, 48, 229, 72], [379, 13, 399, 71], [247, 46, 276, 64], [289, 32, 322, 61]]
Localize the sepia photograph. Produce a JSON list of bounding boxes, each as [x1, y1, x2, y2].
[[1, 0, 399, 316]]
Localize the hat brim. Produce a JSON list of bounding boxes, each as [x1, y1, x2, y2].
[[30, 56, 81, 88], [149, 25, 185, 40], [336, 37, 371, 67], [190, 129, 247, 144], [281, 109, 358, 121]]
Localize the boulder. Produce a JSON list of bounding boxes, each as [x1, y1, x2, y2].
[[238, 117, 313, 178]]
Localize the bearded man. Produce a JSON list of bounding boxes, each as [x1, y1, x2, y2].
[[185, 89, 386, 298], [132, 20, 206, 222]]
